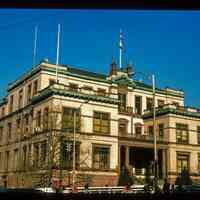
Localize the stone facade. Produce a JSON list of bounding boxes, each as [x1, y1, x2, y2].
[[0, 59, 199, 188]]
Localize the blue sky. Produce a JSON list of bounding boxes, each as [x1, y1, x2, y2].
[[0, 10, 200, 107]]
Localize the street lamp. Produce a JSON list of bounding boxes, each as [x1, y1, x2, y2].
[[72, 100, 89, 192], [131, 72, 158, 191]]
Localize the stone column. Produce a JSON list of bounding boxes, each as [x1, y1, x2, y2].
[[125, 146, 129, 167], [162, 149, 167, 179]]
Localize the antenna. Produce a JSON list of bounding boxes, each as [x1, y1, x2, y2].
[[33, 26, 38, 66], [56, 24, 61, 83]]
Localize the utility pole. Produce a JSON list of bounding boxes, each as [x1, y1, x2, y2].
[[152, 74, 158, 192], [72, 110, 76, 192], [72, 100, 89, 192], [131, 72, 158, 192]]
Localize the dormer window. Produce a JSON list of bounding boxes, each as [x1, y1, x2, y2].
[[146, 97, 153, 111], [97, 88, 106, 97], [69, 83, 78, 92], [118, 93, 127, 112], [49, 79, 55, 86], [33, 80, 38, 95], [9, 95, 14, 113], [27, 84, 32, 103], [18, 89, 23, 109], [1, 107, 5, 118], [172, 101, 179, 107], [157, 99, 164, 108], [82, 86, 93, 94]]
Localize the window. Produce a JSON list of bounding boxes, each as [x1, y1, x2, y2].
[[43, 107, 49, 130], [197, 126, 200, 144], [49, 79, 55, 86], [23, 146, 27, 169], [24, 114, 29, 134], [148, 126, 153, 137], [172, 101, 179, 107], [1, 107, 5, 118], [118, 119, 128, 135], [36, 110, 41, 127], [158, 124, 164, 138], [97, 88, 106, 97], [135, 123, 142, 135], [135, 95, 142, 115], [5, 151, 10, 171], [27, 84, 32, 103], [93, 112, 110, 134], [28, 144, 32, 168], [176, 123, 189, 144], [118, 93, 127, 111], [0, 127, 3, 141], [0, 152, 2, 170], [16, 118, 21, 133], [33, 144, 39, 168], [69, 83, 78, 92], [198, 154, 200, 173], [158, 100, 164, 107], [18, 89, 23, 109], [61, 141, 80, 169], [146, 97, 153, 111], [93, 146, 110, 170], [177, 153, 189, 174], [7, 122, 12, 140], [41, 142, 47, 166], [9, 95, 14, 113], [13, 149, 18, 171], [62, 107, 80, 133], [33, 80, 38, 95], [82, 86, 93, 91]]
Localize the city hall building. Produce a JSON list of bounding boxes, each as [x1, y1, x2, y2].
[[0, 58, 200, 188]]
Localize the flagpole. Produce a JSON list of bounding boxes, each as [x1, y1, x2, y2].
[[119, 29, 123, 69], [33, 26, 38, 66], [56, 24, 61, 83], [119, 46, 122, 69]]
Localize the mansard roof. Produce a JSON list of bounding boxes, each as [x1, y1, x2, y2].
[[6, 61, 184, 99]]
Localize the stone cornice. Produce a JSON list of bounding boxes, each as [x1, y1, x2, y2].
[[32, 84, 120, 105]]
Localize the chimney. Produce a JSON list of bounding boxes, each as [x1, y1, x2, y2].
[[127, 61, 133, 77], [109, 57, 117, 76]]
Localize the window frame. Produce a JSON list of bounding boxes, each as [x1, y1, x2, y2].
[[135, 123, 142, 135], [146, 97, 153, 111], [197, 126, 200, 144], [93, 111, 110, 134], [176, 123, 189, 144], [157, 99, 164, 107], [92, 144, 110, 170], [118, 119, 128, 135], [158, 123, 164, 138], [62, 107, 81, 133], [33, 80, 38, 96], [176, 152, 190, 174], [135, 95, 142, 115]]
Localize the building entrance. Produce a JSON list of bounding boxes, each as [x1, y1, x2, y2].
[[120, 146, 164, 178]]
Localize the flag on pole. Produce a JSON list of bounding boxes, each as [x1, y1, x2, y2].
[[119, 30, 124, 50]]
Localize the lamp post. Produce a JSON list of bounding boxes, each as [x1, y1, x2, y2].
[[131, 72, 158, 191], [72, 100, 89, 192]]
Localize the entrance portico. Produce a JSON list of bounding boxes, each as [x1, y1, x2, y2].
[[119, 145, 167, 180]]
